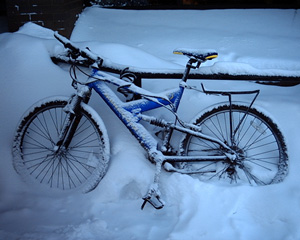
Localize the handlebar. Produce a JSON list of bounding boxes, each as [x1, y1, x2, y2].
[[54, 32, 103, 68]]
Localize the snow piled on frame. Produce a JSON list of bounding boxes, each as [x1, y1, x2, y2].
[[0, 7, 300, 240]]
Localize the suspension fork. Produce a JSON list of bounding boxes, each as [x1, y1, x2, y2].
[[55, 84, 92, 150]]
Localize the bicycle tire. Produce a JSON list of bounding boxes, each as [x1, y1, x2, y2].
[[179, 104, 288, 185], [12, 97, 110, 193]]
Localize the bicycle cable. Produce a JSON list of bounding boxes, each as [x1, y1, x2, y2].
[[142, 95, 187, 127], [69, 62, 102, 85], [68, 61, 188, 127]]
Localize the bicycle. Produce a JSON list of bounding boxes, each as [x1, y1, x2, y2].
[[12, 32, 288, 209]]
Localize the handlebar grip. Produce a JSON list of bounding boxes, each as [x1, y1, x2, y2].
[[54, 32, 77, 52], [54, 32, 103, 68]]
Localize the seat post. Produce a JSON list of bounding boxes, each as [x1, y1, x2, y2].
[[182, 58, 200, 82]]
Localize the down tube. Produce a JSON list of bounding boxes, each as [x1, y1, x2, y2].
[[89, 80, 161, 152]]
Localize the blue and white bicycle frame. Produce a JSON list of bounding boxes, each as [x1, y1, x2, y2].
[[87, 66, 233, 159], [54, 32, 261, 209], [73, 60, 239, 209]]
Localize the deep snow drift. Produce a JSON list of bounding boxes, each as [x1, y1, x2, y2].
[[0, 7, 300, 240]]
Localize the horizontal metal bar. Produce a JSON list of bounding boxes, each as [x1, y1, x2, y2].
[[94, 63, 300, 86], [52, 57, 300, 86], [163, 155, 227, 162]]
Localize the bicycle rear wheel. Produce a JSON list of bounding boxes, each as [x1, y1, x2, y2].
[[12, 97, 110, 193], [179, 104, 288, 185]]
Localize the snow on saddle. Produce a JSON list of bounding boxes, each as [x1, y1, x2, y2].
[[173, 48, 218, 62]]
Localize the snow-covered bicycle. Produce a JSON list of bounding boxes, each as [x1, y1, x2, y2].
[[12, 33, 288, 209]]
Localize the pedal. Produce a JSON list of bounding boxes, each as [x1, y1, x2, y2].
[[141, 194, 164, 210]]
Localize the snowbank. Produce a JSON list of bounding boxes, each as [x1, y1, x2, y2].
[[72, 8, 300, 77], [0, 8, 300, 240]]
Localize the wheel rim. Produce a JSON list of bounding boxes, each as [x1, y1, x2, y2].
[[20, 104, 105, 191], [183, 107, 283, 185]]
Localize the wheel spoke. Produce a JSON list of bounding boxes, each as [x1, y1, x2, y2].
[[180, 104, 288, 186], [13, 100, 109, 192]]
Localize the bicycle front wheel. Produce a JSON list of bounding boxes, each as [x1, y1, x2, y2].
[[12, 97, 110, 193], [179, 104, 288, 185]]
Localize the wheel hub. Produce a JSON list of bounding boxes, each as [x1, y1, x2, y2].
[[231, 145, 246, 161], [224, 145, 247, 178], [52, 145, 68, 159]]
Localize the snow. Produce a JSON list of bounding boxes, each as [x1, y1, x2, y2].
[[0, 6, 300, 240], [72, 8, 300, 76]]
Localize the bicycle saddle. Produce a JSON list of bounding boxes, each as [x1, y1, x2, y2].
[[173, 48, 218, 62]]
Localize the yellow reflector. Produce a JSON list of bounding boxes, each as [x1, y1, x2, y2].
[[173, 51, 183, 55], [205, 54, 218, 60]]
